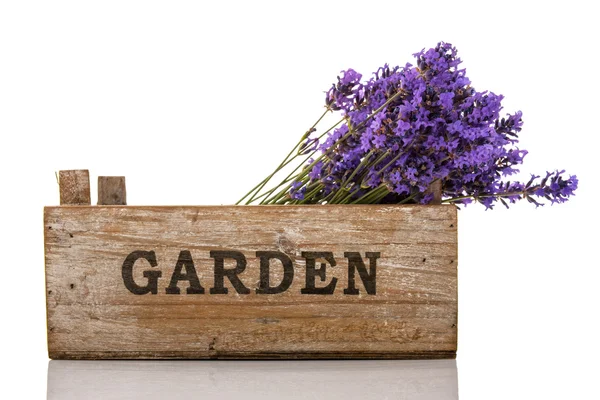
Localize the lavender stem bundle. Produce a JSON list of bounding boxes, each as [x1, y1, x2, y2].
[[238, 42, 577, 209]]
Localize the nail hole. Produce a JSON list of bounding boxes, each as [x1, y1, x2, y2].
[[450, 260, 454, 264], [422, 258, 426, 262], [47, 226, 52, 230], [449, 224, 454, 228], [48, 290, 52, 295], [68, 233, 74, 238], [70, 283, 75, 289]]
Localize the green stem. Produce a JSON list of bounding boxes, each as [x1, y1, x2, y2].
[[245, 87, 406, 206], [350, 185, 389, 204], [328, 150, 376, 204], [261, 155, 328, 204], [397, 192, 419, 204], [237, 107, 331, 205], [342, 150, 375, 187], [328, 187, 352, 204], [333, 186, 362, 204], [298, 92, 405, 205], [297, 184, 325, 204], [441, 189, 534, 203], [257, 118, 344, 204], [375, 151, 403, 175]]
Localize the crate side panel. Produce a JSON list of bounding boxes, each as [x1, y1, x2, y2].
[[44, 205, 457, 359]]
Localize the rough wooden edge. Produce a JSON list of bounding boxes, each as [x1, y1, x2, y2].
[[97, 176, 126, 205], [44, 203, 457, 211], [49, 351, 457, 360], [58, 170, 90, 205], [44, 209, 52, 361]]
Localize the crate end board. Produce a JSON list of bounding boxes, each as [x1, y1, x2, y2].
[[44, 205, 457, 360]]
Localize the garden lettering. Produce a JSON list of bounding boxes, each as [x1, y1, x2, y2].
[[122, 250, 380, 296]]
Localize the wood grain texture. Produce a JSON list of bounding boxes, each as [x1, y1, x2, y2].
[[44, 205, 457, 359], [97, 176, 126, 205], [59, 170, 90, 205], [426, 180, 443, 205]]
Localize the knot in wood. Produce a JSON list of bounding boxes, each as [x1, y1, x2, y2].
[[277, 234, 296, 256]]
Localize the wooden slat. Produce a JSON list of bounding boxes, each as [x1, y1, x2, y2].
[[97, 176, 126, 205], [426, 180, 443, 205], [58, 170, 90, 205], [44, 205, 458, 359]]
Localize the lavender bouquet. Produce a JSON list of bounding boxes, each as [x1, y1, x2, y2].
[[238, 42, 577, 208]]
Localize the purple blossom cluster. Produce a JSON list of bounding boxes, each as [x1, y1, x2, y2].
[[289, 42, 577, 208]]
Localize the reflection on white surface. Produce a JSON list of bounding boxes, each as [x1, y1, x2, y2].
[[47, 359, 457, 399]]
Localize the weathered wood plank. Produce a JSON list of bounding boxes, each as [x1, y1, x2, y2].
[[44, 205, 458, 359], [97, 176, 126, 205], [58, 170, 90, 205], [426, 180, 443, 205]]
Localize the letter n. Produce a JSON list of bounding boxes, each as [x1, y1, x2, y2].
[[343, 252, 380, 295]]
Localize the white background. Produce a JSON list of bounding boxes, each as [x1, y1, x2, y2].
[[1, 1, 598, 398]]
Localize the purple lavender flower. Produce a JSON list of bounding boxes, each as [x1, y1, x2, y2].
[[308, 161, 324, 180], [372, 134, 386, 149], [290, 181, 306, 200], [438, 92, 455, 109], [275, 42, 577, 207]]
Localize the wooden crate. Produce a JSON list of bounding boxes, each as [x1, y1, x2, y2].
[[45, 170, 458, 359]]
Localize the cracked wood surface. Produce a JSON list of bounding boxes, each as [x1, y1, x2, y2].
[[44, 205, 458, 359]]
